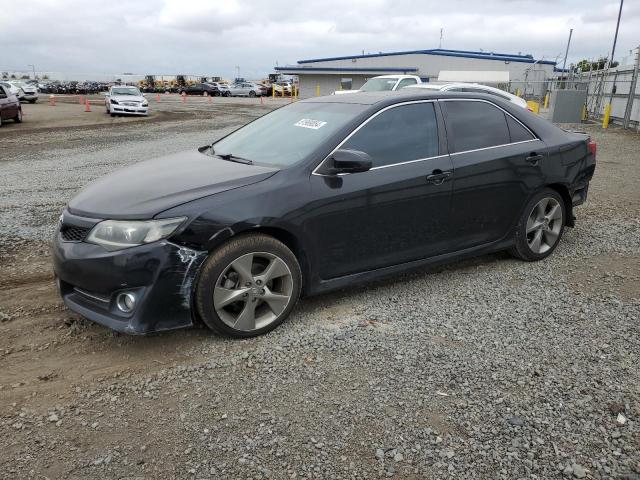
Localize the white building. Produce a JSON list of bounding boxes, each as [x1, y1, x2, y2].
[[276, 48, 557, 98]]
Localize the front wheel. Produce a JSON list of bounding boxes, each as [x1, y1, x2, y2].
[[510, 188, 565, 261], [249, 91, 256, 97], [195, 234, 302, 338], [14, 109, 22, 123]]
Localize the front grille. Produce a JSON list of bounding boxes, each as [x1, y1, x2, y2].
[[60, 225, 89, 242]]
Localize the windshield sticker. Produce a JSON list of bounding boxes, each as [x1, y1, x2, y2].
[[294, 119, 327, 130]]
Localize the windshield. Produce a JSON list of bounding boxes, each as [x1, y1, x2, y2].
[[212, 102, 366, 167], [112, 87, 140, 96], [360, 78, 398, 92]]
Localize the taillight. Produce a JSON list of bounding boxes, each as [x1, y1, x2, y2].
[[588, 140, 597, 158]]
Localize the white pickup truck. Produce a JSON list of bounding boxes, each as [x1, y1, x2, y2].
[[333, 74, 422, 95]]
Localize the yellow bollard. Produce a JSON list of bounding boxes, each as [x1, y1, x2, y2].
[[272, 84, 275, 98], [543, 93, 549, 109], [515, 88, 521, 97], [581, 105, 587, 121], [602, 103, 611, 128], [526, 101, 540, 114], [316, 85, 320, 96]]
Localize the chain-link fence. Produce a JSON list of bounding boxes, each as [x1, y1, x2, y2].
[[505, 48, 640, 130]]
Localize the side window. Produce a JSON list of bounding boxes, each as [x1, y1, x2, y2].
[[396, 78, 417, 89], [441, 101, 510, 152], [341, 103, 439, 168], [0, 86, 6, 98], [506, 114, 535, 142], [340, 78, 352, 90]]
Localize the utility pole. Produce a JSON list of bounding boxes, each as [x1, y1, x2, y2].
[[622, 46, 639, 129], [561, 28, 573, 73], [605, 0, 625, 118], [28, 64, 36, 79], [439, 28, 443, 49]]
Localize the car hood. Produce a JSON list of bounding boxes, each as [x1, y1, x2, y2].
[[333, 90, 359, 95], [68, 148, 279, 219], [111, 94, 146, 103]]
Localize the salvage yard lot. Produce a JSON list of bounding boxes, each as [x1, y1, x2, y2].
[[0, 100, 639, 479]]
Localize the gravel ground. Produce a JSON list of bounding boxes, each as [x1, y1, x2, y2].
[[0, 104, 638, 480]]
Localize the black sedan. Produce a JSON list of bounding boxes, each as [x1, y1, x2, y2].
[[179, 83, 219, 96], [53, 91, 596, 337]]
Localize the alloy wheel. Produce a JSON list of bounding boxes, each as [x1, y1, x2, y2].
[[526, 197, 563, 254], [213, 252, 293, 332]]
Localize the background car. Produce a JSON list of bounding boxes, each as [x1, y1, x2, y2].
[[7, 80, 39, 103], [227, 82, 264, 97], [0, 81, 21, 98], [105, 85, 149, 116], [0, 84, 22, 126], [333, 75, 421, 95], [180, 83, 220, 96], [272, 81, 292, 96], [405, 82, 528, 109]]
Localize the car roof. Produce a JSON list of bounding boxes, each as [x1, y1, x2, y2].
[[300, 89, 504, 105]]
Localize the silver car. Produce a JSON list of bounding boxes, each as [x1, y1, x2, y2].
[[6, 81, 39, 103], [227, 82, 262, 97], [105, 86, 149, 116]]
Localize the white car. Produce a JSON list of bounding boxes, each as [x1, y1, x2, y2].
[[404, 82, 528, 109], [333, 75, 422, 95], [105, 86, 149, 116], [8, 81, 39, 103]]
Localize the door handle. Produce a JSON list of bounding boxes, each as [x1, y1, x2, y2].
[[526, 153, 544, 165], [426, 170, 452, 185]]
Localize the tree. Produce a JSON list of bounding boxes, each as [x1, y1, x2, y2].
[[10, 74, 16, 79], [21, 74, 30, 79], [42, 74, 49, 80], [576, 57, 619, 72]]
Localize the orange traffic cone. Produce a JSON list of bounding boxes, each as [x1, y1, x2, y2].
[[260, 95, 263, 105], [208, 94, 212, 103], [84, 99, 91, 112], [156, 93, 161, 102], [79, 95, 84, 105], [181, 92, 186, 103], [49, 95, 56, 106]]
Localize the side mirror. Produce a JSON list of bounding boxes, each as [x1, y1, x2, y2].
[[325, 149, 372, 175]]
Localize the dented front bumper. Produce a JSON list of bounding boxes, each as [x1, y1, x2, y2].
[[52, 234, 207, 335]]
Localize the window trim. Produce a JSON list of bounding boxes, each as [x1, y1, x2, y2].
[[438, 98, 538, 152], [312, 99, 440, 176], [312, 98, 539, 177]]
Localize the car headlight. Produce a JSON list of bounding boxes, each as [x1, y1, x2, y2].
[[142, 101, 148, 106], [86, 217, 186, 251], [110, 98, 119, 104]]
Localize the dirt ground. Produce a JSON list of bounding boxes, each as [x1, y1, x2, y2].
[[1, 102, 638, 479]]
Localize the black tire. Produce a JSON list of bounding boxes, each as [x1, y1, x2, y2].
[[110, 112, 116, 117], [510, 188, 565, 261], [14, 109, 22, 123], [29, 99, 37, 104], [249, 91, 256, 97], [195, 234, 302, 338]]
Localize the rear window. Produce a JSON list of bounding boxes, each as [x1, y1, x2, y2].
[[506, 115, 535, 142], [441, 101, 510, 152]]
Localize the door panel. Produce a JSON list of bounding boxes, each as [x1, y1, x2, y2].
[[307, 157, 454, 279], [448, 140, 547, 250], [440, 99, 546, 250]]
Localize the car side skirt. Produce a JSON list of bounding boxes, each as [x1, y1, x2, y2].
[[308, 236, 514, 296]]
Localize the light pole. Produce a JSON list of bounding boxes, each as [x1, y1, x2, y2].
[[28, 64, 36, 79]]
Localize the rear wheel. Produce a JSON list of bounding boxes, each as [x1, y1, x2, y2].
[[510, 188, 565, 261], [195, 234, 302, 337], [14, 109, 22, 123], [249, 91, 256, 97]]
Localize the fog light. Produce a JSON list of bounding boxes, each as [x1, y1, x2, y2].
[[116, 292, 137, 313]]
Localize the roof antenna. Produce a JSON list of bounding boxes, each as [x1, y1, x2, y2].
[[439, 28, 443, 49]]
